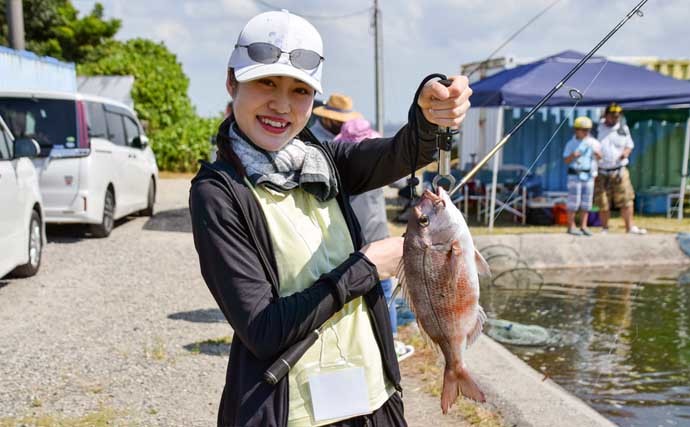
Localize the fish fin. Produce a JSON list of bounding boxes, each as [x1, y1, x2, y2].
[[394, 257, 405, 280], [441, 365, 486, 413], [418, 323, 442, 356], [395, 257, 443, 356], [466, 305, 487, 348], [474, 249, 492, 277], [448, 240, 464, 285]]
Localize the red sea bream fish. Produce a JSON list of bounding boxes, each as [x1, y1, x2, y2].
[[400, 187, 489, 412]]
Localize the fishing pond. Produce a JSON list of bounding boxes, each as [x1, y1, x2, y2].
[[480, 265, 690, 427]]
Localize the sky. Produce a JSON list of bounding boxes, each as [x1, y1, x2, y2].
[[73, 0, 688, 125]]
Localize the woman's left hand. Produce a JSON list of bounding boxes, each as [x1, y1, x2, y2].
[[417, 75, 472, 128]]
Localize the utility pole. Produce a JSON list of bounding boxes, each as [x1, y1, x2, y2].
[[373, 0, 384, 135], [6, 0, 26, 50]]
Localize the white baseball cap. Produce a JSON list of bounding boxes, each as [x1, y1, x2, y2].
[[228, 10, 324, 93]]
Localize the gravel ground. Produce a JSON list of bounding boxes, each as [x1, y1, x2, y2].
[[0, 179, 472, 427]]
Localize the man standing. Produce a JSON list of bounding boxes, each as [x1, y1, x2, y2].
[[594, 103, 646, 234], [563, 116, 600, 236]]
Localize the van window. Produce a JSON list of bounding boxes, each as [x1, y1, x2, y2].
[[123, 115, 140, 146], [0, 128, 10, 160], [86, 102, 108, 138], [105, 111, 126, 146], [0, 97, 77, 156]]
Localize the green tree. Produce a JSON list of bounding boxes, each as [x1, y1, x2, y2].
[[78, 38, 195, 133], [2, 1, 218, 171], [79, 38, 220, 171], [0, 0, 120, 63]]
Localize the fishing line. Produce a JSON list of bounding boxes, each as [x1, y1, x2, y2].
[[492, 59, 611, 222], [490, 104, 580, 222], [449, 0, 650, 198], [465, 0, 564, 79]]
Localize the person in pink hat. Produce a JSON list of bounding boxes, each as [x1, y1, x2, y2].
[[333, 117, 381, 142], [189, 9, 473, 427]]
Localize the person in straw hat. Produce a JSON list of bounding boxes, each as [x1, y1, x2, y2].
[[189, 9, 472, 426], [310, 93, 363, 142]]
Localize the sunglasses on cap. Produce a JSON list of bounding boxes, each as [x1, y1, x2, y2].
[[236, 42, 324, 71]]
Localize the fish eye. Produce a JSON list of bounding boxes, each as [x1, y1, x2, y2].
[[418, 215, 430, 228]]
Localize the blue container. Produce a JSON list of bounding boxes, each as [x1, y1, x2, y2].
[[635, 191, 671, 215]]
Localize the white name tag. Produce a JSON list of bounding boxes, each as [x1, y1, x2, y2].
[[308, 366, 371, 422]]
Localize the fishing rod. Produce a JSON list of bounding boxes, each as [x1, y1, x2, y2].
[[448, 0, 650, 198], [464, 0, 564, 80], [433, 0, 562, 192]]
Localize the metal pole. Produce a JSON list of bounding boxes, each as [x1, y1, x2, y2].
[[679, 116, 690, 220], [7, 0, 25, 51], [488, 107, 504, 230], [373, 0, 384, 135]]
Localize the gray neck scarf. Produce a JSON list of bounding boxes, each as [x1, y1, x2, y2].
[[229, 124, 338, 202]]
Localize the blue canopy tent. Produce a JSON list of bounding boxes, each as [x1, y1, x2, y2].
[[471, 50, 690, 108], [468, 50, 690, 226]]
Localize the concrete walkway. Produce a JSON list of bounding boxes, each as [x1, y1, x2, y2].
[[466, 335, 616, 427], [474, 233, 690, 270]]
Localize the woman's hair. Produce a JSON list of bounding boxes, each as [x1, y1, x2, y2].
[[227, 68, 238, 87]]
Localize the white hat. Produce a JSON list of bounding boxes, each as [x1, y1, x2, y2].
[[228, 10, 324, 93]]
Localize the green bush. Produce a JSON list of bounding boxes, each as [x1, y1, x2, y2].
[[78, 38, 223, 171], [151, 116, 221, 173], [78, 38, 194, 133]]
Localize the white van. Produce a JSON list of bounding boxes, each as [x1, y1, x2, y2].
[[0, 92, 159, 237], [0, 114, 44, 278]]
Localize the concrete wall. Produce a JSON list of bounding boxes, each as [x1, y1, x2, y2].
[[0, 46, 76, 93], [474, 233, 690, 270], [467, 335, 617, 427]]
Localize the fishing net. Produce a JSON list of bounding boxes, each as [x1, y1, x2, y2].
[[492, 268, 544, 291], [479, 244, 544, 290], [479, 244, 522, 271], [485, 319, 553, 346]]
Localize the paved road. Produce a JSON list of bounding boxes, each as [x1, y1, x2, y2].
[[0, 179, 469, 426]]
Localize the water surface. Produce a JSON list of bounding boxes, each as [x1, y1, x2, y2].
[[481, 268, 690, 427]]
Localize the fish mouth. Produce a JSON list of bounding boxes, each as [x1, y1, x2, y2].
[[419, 188, 446, 211], [408, 188, 447, 230]]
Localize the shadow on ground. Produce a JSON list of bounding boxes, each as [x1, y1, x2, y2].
[[46, 217, 135, 243], [144, 208, 191, 233], [183, 336, 232, 356], [0, 280, 9, 290], [168, 308, 225, 323]]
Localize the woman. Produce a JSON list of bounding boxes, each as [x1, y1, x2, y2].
[[189, 10, 471, 427]]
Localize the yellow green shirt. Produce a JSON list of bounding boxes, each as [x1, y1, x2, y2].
[[249, 183, 395, 427]]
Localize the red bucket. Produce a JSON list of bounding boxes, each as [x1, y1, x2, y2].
[[552, 203, 568, 226]]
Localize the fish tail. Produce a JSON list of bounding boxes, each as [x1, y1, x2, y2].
[[441, 365, 486, 413]]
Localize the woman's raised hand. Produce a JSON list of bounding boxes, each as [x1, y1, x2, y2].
[[417, 75, 472, 129]]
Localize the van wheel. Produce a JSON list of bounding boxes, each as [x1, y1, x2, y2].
[[140, 178, 155, 217], [90, 189, 115, 238], [11, 210, 42, 278]]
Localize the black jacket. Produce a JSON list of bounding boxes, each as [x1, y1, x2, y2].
[[189, 107, 438, 427]]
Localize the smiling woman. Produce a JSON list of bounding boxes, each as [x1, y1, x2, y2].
[[227, 72, 315, 152], [188, 8, 473, 427]]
